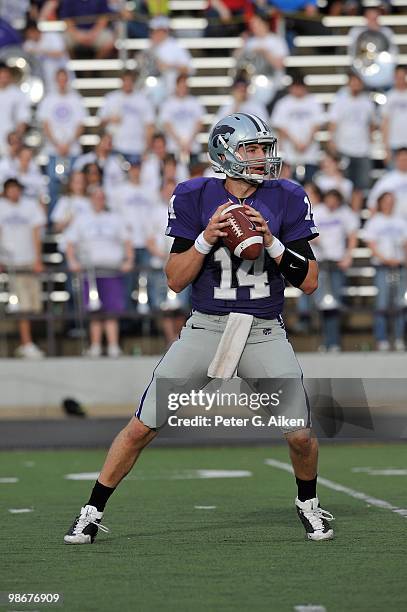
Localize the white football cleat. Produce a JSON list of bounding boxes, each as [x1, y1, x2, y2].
[[295, 497, 334, 541], [64, 505, 109, 545]]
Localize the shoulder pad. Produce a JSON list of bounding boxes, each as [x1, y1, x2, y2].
[[174, 177, 214, 195]]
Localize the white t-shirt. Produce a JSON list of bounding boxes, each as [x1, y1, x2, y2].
[[271, 94, 324, 165], [37, 91, 87, 156], [140, 155, 189, 193], [215, 99, 269, 123], [312, 203, 359, 261], [151, 37, 192, 94], [0, 85, 31, 155], [17, 169, 48, 202], [244, 33, 288, 59], [159, 95, 204, 155], [367, 170, 407, 219], [51, 195, 92, 225], [64, 210, 130, 269], [314, 173, 354, 203], [23, 32, 70, 92], [362, 212, 407, 263], [73, 152, 126, 195], [0, 197, 46, 266], [98, 90, 154, 155], [111, 182, 157, 248], [0, 156, 18, 181], [329, 89, 375, 157], [148, 201, 173, 268], [0, 0, 30, 26], [381, 89, 407, 150], [0, 159, 47, 201]]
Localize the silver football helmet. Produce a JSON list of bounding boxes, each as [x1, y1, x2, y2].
[[208, 113, 281, 184]]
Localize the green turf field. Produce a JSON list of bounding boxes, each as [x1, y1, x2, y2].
[[1, 443, 406, 612]]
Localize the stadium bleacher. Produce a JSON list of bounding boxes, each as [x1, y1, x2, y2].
[[0, 0, 406, 355]]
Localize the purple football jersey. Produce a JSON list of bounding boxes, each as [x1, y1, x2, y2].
[[166, 177, 318, 318]]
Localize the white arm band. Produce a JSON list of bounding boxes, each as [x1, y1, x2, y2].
[[194, 232, 212, 255], [265, 237, 285, 259]]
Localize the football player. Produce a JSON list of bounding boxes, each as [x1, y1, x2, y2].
[[64, 114, 335, 544]]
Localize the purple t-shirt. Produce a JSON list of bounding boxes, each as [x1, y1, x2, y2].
[[59, 0, 112, 29], [166, 177, 318, 318]]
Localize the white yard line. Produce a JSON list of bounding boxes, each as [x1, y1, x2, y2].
[[265, 459, 407, 518], [352, 467, 407, 476], [294, 606, 326, 612], [194, 506, 217, 510], [65, 469, 252, 481]]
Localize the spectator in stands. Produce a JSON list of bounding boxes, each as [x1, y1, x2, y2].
[[23, 20, 71, 93], [234, 12, 288, 108], [65, 186, 133, 357], [294, 181, 322, 334], [98, 70, 154, 165], [348, 6, 397, 65], [51, 171, 91, 232], [146, 15, 193, 98], [120, 0, 155, 39], [159, 74, 204, 166], [314, 153, 353, 204], [0, 178, 46, 358], [205, 1, 254, 37], [110, 160, 157, 311], [141, 132, 189, 193], [348, 6, 397, 91], [216, 78, 268, 122], [328, 72, 375, 211], [367, 148, 407, 220], [83, 162, 103, 189], [73, 131, 126, 196], [160, 153, 187, 186], [37, 67, 87, 214], [2, 146, 49, 207], [146, 177, 190, 344], [257, 0, 317, 15], [59, 0, 116, 59], [362, 191, 407, 351], [381, 66, 407, 166], [146, 1, 169, 15], [312, 188, 359, 352], [30, 1, 60, 22], [279, 160, 296, 181], [256, 1, 324, 47], [0, 132, 23, 179], [0, 0, 30, 31], [271, 73, 324, 184], [0, 63, 31, 155]]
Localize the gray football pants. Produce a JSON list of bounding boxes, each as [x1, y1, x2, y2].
[[136, 311, 311, 432]]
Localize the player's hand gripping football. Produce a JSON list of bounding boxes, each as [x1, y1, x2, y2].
[[203, 203, 233, 245], [243, 204, 274, 248]]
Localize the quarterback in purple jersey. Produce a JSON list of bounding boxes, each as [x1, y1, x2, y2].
[[166, 175, 318, 318], [64, 113, 335, 545]]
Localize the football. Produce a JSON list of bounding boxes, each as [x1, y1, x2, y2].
[[220, 203, 263, 260]]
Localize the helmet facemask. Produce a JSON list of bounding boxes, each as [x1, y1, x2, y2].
[[212, 135, 281, 184]]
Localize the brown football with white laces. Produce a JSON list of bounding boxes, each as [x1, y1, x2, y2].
[[220, 203, 263, 260]]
